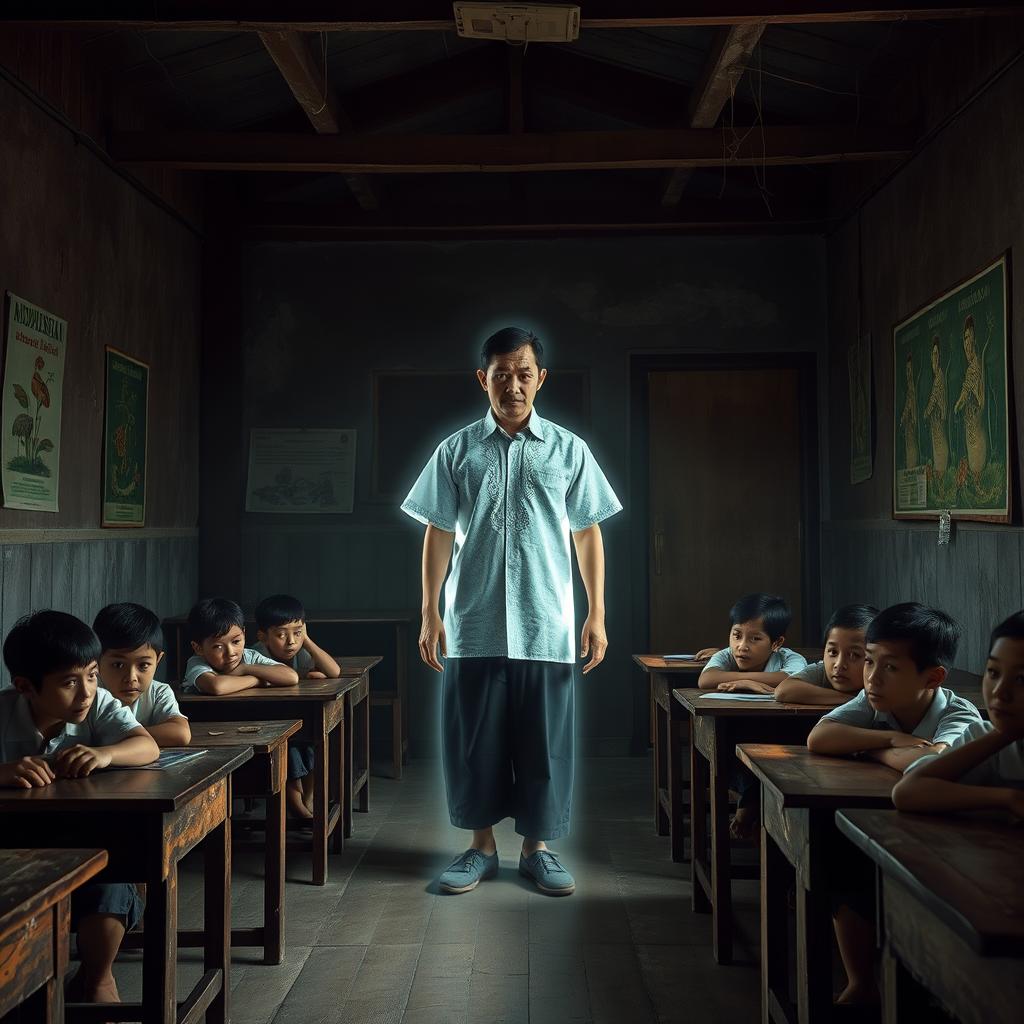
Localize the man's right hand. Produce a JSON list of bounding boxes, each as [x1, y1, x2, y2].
[[419, 610, 447, 673], [0, 756, 55, 788]]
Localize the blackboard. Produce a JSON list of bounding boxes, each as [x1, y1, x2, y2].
[[372, 369, 590, 500]]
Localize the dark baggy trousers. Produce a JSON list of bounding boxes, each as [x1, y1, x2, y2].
[[442, 656, 575, 840]]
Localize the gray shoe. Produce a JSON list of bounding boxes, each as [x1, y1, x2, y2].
[[518, 850, 576, 896], [439, 848, 499, 894]]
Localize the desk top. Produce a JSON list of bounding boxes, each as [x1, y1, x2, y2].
[[0, 849, 108, 929], [674, 689, 829, 718], [179, 675, 363, 705], [164, 610, 417, 626], [633, 655, 706, 674], [0, 747, 252, 814], [339, 656, 383, 675], [837, 808, 1024, 957], [737, 743, 898, 808], [186, 720, 302, 753]]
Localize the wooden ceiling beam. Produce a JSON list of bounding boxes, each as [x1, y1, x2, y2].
[[662, 22, 766, 207], [7, 3, 1023, 31], [109, 126, 913, 173], [258, 29, 378, 210]]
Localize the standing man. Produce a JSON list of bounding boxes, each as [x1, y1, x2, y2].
[[401, 327, 621, 897]]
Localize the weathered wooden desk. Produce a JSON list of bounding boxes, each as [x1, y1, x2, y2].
[[0, 748, 251, 1024], [181, 674, 367, 885], [0, 848, 108, 1024], [678, 694, 829, 964], [837, 808, 1024, 1024], [737, 744, 898, 1024]]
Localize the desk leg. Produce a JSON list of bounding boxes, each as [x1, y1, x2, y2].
[[689, 718, 710, 914], [667, 704, 686, 863], [330, 716, 345, 855], [358, 692, 370, 814], [654, 694, 669, 837], [397, 622, 409, 766], [795, 836, 831, 1024], [312, 711, 330, 885], [205, 815, 232, 1024], [266, 750, 287, 965], [761, 825, 788, 1024], [143, 855, 178, 1024], [709, 725, 733, 964], [344, 696, 354, 839], [881, 942, 917, 1024]]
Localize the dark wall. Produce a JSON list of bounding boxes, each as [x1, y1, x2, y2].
[[215, 234, 828, 755], [824, 21, 1024, 669]]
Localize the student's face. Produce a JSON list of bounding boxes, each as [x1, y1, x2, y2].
[[823, 627, 867, 694], [192, 626, 246, 673], [15, 662, 99, 726], [99, 644, 165, 709], [476, 345, 547, 426], [984, 636, 1024, 737], [728, 618, 781, 672], [258, 620, 305, 662], [863, 640, 944, 713]]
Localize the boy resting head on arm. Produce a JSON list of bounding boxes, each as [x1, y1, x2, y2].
[[254, 593, 341, 679]]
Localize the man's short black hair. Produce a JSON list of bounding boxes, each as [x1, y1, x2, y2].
[[93, 602, 164, 654], [480, 327, 545, 370], [729, 593, 792, 641], [255, 594, 306, 631], [3, 610, 102, 689], [989, 610, 1024, 652], [188, 597, 245, 644], [866, 602, 962, 671], [823, 604, 879, 644]]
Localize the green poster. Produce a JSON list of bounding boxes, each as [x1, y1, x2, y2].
[[2, 293, 66, 513], [102, 347, 148, 527], [892, 255, 1010, 520]]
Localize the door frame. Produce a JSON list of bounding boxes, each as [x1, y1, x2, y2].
[[627, 352, 821, 753]]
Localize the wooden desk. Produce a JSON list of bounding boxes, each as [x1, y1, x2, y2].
[[737, 744, 898, 1024], [338, 656, 380, 835], [837, 808, 1024, 1024], [0, 748, 251, 1024], [181, 675, 365, 885], [678, 694, 828, 964], [0, 849, 107, 1024]]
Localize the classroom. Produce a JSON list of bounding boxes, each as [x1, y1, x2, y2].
[[0, 4, 1022, 1024]]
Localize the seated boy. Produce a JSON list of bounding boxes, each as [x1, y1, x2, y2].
[[253, 593, 338, 814], [893, 609, 1024, 816], [697, 593, 807, 692], [0, 611, 159, 1004], [774, 604, 877, 707], [94, 602, 190, 746], [806, 601, 981, 1005], [183, 597, 306, 817]]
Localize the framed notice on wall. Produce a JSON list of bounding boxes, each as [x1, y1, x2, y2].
[[102, 347, 149, 527], [892, 254, 1011, 521], [1, 293, 66, 513], [245, 428, 356, 513]]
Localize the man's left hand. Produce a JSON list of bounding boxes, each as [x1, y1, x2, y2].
[[580, 615, 608, 674]]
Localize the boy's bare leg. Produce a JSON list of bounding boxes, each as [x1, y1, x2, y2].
[[301, 772, 315, 810], [471, 827, 497, 854], [76, 913, 125, 1003], [730, 804, 760, 841], [287, 777, 313, 819], [834, 906, 879, 1004]]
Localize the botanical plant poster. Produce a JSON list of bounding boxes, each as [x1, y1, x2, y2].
[[2, 293, 66, 512], [102, 347, 148, 526]]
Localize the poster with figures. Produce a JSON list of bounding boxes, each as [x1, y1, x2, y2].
[[245, 428, 356, 513], [2, 293, 66, 512], [102, 347, 148, 526], [848, 332, 873, 484], [892, 255, 1010, 521]]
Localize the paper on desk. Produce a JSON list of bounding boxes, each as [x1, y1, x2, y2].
[[698, 693, 776, 701]]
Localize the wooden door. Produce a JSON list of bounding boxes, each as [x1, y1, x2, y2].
[[649, 368, 805, 653]]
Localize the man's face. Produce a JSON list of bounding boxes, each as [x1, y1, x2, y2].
[[99, 644, 164, 709], [477, 345, 547, 426], [258, 620, 305, 663], [192, 626, 246, 673], [16, 662, 99, 727]]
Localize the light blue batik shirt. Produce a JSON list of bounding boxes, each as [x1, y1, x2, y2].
[[401, 408, 622, 663]]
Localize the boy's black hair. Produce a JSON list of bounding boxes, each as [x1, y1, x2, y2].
[[93, 602, 164, 654], [480, 327, 545, 370], [823, 604, 879, 644], [255, 594, 306, 631], [865, 602, 962, 671], [729, 593, 792, 641], [187, 597, 245, 644], [989, 610, 1024, 651], [3, 610, 102, 689]]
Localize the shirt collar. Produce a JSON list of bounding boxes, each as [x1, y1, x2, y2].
[[877, 686, 948, 738], [482, 407, 546, 441], [12, 692, 64, 753]]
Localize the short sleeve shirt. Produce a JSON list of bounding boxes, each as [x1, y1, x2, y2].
[[789, 661, 831, 688], [0, 687, 142, 761], [182, 648, 281, 694], [906, 720, 1024, 785], [820, 686, 982, 745], [700, 647, 807, 676], [127, 681, 186, 728], [253, 641, 315, 675], [401, 408, 622, 663]]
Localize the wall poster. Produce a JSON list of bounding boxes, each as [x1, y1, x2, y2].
[[892, 254, 1010, 521], [245, 428, 356, 513], [102, 347, 149, 527], [2, 293, 66, 513]]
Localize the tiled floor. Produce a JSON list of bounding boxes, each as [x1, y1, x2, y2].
[[112, 756, 761, 1023]]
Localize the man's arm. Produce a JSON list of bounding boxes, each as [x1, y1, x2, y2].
[[572, 523, 607, 674], [418, 524, 455, 672]]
